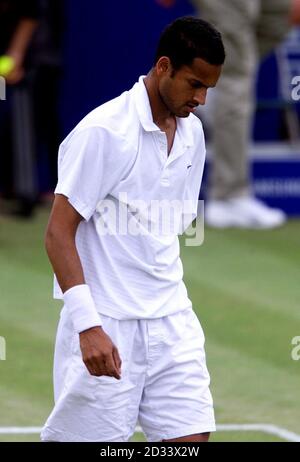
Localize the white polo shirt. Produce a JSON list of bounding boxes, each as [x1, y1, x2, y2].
[[54, 76, 206, 320]]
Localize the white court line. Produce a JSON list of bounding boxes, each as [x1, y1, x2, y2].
[[216, 424, 300, 443], [0, 424, 300, 442], [0, 427, 42, 435]]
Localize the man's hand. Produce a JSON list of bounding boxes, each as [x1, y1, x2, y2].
[[155, 0, 176, 8], [5, 63, 25, 85], [79, 326, 122, 379]]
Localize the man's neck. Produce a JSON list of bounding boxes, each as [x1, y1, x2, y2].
[[143, 71, 176, 131]]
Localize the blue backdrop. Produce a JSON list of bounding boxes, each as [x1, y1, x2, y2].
[[61, 0, 194, 135]]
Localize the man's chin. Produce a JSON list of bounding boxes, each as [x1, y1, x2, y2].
[[172, 108, 190, 118], [176, 111, 190, 118]]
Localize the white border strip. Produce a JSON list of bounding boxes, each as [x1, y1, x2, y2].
[[0, 424, 300, 442]]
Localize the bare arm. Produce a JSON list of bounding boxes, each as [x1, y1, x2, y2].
[[45, 194, 85, 292], [46, 194, 122, 379], [7, 18, 38, 66], [5, 18, 38, 84]]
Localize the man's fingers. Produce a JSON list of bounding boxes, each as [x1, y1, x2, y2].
[[85, 358, 105, 376], [86, 352, 121, 379], [85, 355, 120, 379], [113, 347, 122, 372], [104, 355, 121, 380], [80, 328, 122, 379]]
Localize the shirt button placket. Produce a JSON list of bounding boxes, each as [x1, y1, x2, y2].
[[160, 168, 170, 186], [158, 134, 169, 186]]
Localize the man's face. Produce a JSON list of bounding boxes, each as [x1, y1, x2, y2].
[[157, 57, 222, 118]]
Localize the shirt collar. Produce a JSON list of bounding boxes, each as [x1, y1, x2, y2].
[[133, 76, 160, 132], [132, 75, 194, 147]]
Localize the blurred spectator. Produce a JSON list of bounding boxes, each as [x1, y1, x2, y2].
[[158, 0, 300, 228], [0, 0, 39, 216], [0, 0, 64, 218]]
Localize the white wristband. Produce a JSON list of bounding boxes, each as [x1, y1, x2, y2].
[[63, 284, 102, 333]]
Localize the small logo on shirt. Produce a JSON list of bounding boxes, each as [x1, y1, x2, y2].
[[187, 164, 192, 170]]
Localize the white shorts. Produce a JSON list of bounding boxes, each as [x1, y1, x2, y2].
[[41, 306, 215, 442]]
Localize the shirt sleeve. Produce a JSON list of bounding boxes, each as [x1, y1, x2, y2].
[[55, 126, 119, 221]]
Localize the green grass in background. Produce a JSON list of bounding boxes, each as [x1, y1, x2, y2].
[[0, 209, 299, 442]]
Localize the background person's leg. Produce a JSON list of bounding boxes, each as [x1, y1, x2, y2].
[[193, 0, 287, 228], [11, 76, 38, 217], [257, 0, 292, 57], [0, 91, 14, 201], [193, 0, 260, 200]]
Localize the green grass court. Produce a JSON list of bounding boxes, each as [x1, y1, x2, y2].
[[0, 208, 299, 442]]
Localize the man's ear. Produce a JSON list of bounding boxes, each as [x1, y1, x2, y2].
[[156, 56, 172, 76]]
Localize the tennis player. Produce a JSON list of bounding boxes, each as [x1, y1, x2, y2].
[[41, 17, 225, 442]]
